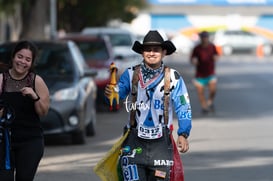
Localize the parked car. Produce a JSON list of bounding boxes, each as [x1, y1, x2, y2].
[[82, 27, 141, 67], [0, 40, 97, 144], [60, 33, 116, 111], [213, 30, 273, 55], [171, 34, 196, 55]]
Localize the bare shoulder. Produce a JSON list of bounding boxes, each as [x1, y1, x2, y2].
[[35, 74, 48, 89], [35, 74, 43, 82], [0, 73, 3, 83], [35, 74, 46, 84], [0, 73, 3, 92]]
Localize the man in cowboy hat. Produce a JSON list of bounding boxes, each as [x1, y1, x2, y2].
[[104, 30, 192, 180]]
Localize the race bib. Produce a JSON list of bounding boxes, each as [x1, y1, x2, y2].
[[137, 124, 163, 139]]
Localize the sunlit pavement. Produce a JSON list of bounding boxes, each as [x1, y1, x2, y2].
[[170, 54, 273, 181]]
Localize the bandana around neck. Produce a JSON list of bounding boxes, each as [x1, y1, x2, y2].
[[140, 62, 163, 85]]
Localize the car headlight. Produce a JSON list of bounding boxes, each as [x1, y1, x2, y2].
[[52, 87, 79, 101], [68, 115, 79, 126]]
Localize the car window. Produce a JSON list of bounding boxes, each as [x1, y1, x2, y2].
[[36, 49, 74, 77], [240, 31, 252, 36], [108, 33, 132, 46], [0, 46, 11, 64], [82, 28, 133, 46], [75, 40, 110, 61], [0, 45, 12, 72]]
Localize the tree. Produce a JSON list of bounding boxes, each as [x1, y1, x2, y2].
[[0, 0, 147, 40], [0, 0, 50, 40], [19, 0, 50, 39], [57, 0, 147, 32]]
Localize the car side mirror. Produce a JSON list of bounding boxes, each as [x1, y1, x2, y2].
[[115, 55, 124, 60]]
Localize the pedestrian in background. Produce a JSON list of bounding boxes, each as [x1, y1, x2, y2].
[[104, 30, 192, 181], [190, 31, 219, 114], [0, 40, 50, 181]]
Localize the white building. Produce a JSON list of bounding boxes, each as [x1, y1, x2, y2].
[[131, 0, 273, 40]]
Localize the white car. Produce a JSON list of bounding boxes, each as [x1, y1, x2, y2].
[[171, 34, 195, 55], [213, 30, 273, 55]]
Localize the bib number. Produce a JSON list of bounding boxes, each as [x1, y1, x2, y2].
[[137, 124, 163, 139]]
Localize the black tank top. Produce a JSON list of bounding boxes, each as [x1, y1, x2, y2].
[[0, 71, 42, 142]]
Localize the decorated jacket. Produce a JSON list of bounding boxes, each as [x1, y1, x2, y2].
[[118, 64, 192, 137]]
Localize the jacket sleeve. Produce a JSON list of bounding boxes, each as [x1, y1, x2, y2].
[[171, 76, 192, 137], [117, 69, 131, 100]]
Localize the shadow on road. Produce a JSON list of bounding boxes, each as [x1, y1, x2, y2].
[[183, 149, 273, 181]]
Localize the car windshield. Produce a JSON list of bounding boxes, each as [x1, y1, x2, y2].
[[0, 43, 75, 85], [224, 30, 253, 37], [108, 33, 132, 46], [75, 41, 110, 61], [36, 47, 74, 78]]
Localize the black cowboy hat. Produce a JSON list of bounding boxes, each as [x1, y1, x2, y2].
[[132, 30, 176, 55]]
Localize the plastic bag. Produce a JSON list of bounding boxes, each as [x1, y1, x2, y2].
[[94, 130, 129, 181], [170, 134, 184, 181]]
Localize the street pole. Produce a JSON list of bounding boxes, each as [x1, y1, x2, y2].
[[50, 0, 57, 40]]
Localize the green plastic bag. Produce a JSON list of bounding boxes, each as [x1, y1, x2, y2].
[[94, 130, 129, 181]]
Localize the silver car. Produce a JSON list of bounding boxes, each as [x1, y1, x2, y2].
[[0, 40, 97, 144]]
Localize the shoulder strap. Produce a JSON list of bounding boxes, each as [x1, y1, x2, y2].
[[130, 65, 140, 127], [163, 66, 171, 125]]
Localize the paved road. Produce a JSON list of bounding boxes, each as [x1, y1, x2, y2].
[[171, 55, 273, 181], [35, 54, 273, 181]]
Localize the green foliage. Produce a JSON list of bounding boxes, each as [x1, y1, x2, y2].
[[57, 0, 147, 32], [0, 0, 147, 37], [0, 0, 37, 15], [0, 0, 20, 13]]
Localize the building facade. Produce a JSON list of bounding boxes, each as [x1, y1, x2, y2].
[[131, 0, 273, 40]]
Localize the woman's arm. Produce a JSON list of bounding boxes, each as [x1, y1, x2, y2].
[[0, 73, 3, 95], [33, 75, 50, 116]]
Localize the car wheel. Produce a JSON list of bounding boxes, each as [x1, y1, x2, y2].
[[86, 101, 96, 136], [86, 120, 96, 136], [71, 130, 86, 145], [222, 45, 233, 55]]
